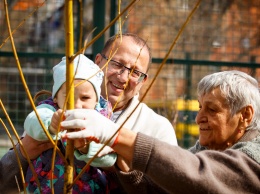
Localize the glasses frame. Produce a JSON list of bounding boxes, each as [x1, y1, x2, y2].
[[101, 53, 147, 82]]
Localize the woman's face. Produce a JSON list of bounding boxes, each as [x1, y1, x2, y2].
[[55, 79, 97, 109], [195, 88, 244, 150]]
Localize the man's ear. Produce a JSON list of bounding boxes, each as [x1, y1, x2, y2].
[[95, 53, 102, 67], [143, 74, 148, 83]]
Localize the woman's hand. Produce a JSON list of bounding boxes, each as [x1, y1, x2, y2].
[[61, 109, 119, 146], [61, 109, 137, 162]]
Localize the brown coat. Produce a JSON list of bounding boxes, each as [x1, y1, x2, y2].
[[117, 130, 260, 194]]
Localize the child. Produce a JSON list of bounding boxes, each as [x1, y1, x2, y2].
[[24, 54, 116, 193]]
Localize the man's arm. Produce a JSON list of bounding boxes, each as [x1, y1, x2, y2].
[[0, 143, 27, 193], [0, 135, 52, 193]]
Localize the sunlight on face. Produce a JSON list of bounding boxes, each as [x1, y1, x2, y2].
[[98, 37, 149, 111], [55, 79, 97, 110], [195, 88, 242, 150]]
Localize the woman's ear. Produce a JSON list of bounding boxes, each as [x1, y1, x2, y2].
[[240, 105, 254, 128]]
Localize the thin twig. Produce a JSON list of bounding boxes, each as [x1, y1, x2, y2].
[[0, 119, 23, 193], [90, 0, 203, 177], [72, 0, 139, 60], [0, 0, 46, 49], [3, 0, 66, 164], [0, 101, 39, 193]]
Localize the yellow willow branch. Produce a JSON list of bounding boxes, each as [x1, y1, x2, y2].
[[81, 27, 97, 54], [104, 39, 120, 109], [104, 0, 138, 108], [78, 0, 83, 50], [90, 1, 203, 167], [50, 109, 66, 193], [98, 40, 149, 150], [69, 55, 124, 185], [3, 0, 66, 164], [50, 54, 86, 192], [70, 143, 106, 187], [49, 58, 94, 189], [118, 0, 122, 36], [64, 0, 75, 192], [74, 0, 137, 120], [110, 34, 147, 112], [116, 0, 203, 134], [102, 0, 137, 106], [113, 0, 203, 135], [72, 0, 200, 187], [140, 0, 202, 105], [49, 79, 81, 192], [103, 0, 142, 109], [50, 53, 90, 192], [72, 6, 144, 182], [3, 2, 67, 191], [71, 2, 140, 185], [46, 1, 88, 192], [65, 55, 114, 186], [0, 119, 25, 193], [51, 11, 98, 192], [98, 31, 143, 112], [72, 0, 139, 60], [104, 0, 140, 103], [0, 0, 46, 49], [70, 16, 125, 192], [0, 100, 40, 193]]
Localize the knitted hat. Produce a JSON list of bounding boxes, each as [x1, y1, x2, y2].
[[52, 54, 103, 102]]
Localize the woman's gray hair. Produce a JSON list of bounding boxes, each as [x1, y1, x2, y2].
[[197, 70, 260, 130]]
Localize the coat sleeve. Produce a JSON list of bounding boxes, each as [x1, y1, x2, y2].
[[114, 133, 170, 194], [0, 143, 28, 193], [116, 168, 170, 193], [128, 133, 260, 194], [24, 104, 60, 141]]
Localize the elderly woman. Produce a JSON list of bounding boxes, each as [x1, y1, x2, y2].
[[61, 70, 260, 193]]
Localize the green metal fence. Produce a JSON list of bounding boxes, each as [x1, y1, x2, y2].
[[1, 0, 260, 154]]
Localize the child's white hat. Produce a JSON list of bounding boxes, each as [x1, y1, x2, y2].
[[52, 54, 103, 101]]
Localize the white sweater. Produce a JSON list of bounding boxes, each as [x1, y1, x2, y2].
[[114, 95, 178, 146]]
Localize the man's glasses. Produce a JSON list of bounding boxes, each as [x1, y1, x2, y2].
[[101, 54, 147, 82]]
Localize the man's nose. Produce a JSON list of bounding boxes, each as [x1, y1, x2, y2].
[[117, 68, 130, 81]]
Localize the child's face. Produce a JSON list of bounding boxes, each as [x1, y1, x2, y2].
[[55, 80, 97, 109]]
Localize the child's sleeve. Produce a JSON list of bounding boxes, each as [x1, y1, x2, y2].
[[24, 104, 60, 141], [74, 142, 117, 167]]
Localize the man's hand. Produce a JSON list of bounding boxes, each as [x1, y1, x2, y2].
[[20, 134, 53, 160], [61, 109, 119, 146]]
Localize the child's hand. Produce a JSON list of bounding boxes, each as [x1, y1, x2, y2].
[[74, 141, 117, 167], [74, 137, 89, 151], [49, 109, 64, 134], [78, 141, 114, 157]]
